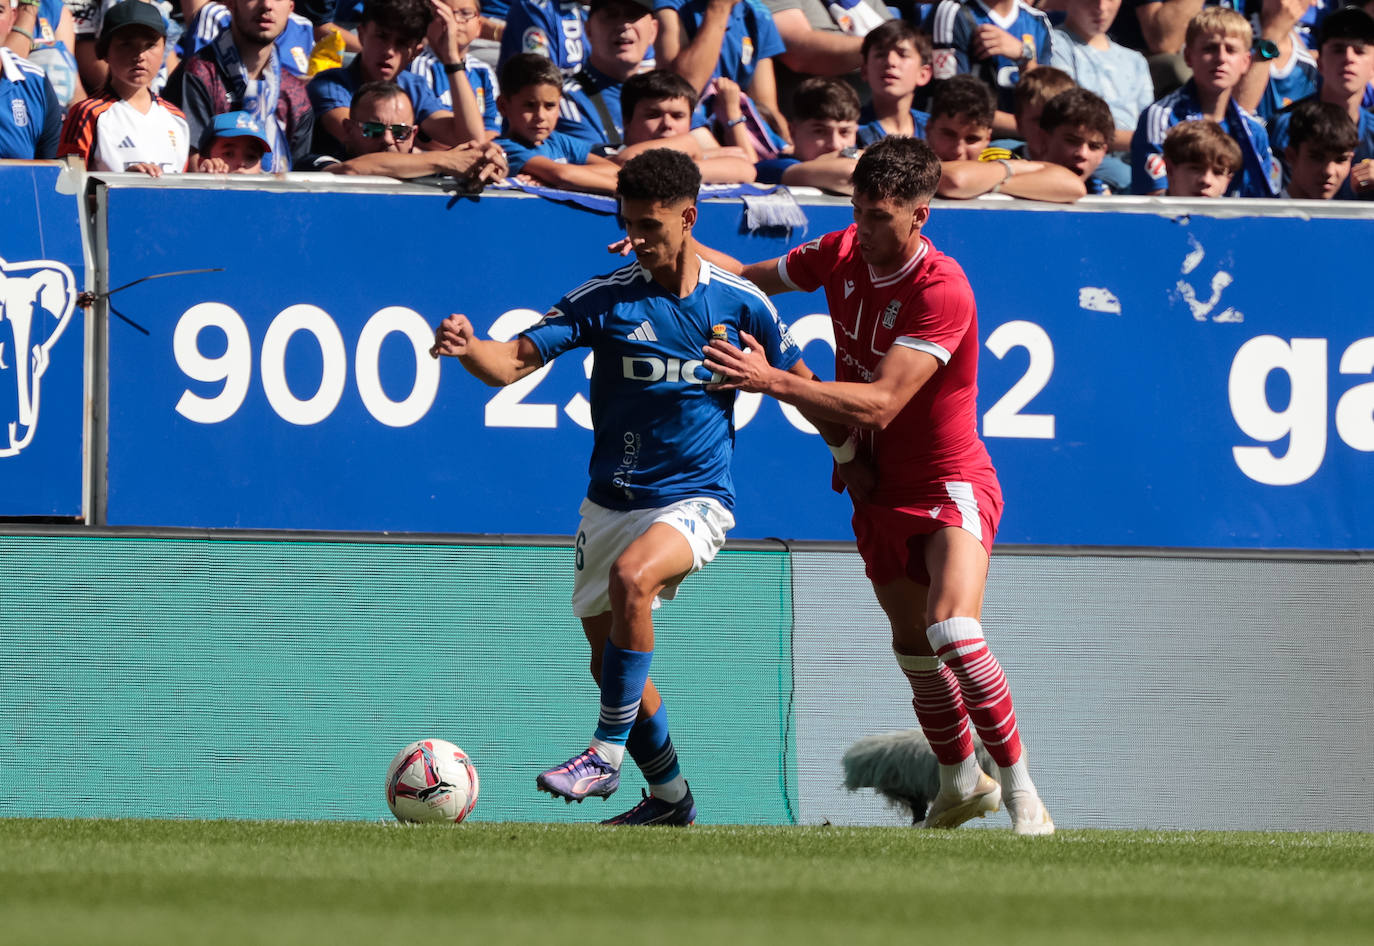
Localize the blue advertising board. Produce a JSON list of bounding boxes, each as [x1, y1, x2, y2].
[[0, 164, 85, 518], [99, 180, 1373, 549]]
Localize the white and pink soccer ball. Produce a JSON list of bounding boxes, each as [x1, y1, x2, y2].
[[385, 739, 479, 823]]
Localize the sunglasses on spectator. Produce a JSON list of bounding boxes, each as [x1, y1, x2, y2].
[[358, 121, 415, 140]]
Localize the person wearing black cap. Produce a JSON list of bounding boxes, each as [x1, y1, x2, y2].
[[57, 0, 190, 173], [1267, 6, 1374, 199]]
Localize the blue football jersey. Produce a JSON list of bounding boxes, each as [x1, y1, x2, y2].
[[856, 105, 930, 147], [500, 0, 587, 75], [408, 49, 501, 132], [522, 260, 802, 511], [1131, 80, 1280, 197], [927, 0, 1055, 112], [1255, 43, 1319, 122]]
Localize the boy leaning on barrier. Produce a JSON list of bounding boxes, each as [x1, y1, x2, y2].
[[926, 74, 1084, 202]]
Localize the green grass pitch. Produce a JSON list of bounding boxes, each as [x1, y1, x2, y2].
[[1, 820, 1369, 945]]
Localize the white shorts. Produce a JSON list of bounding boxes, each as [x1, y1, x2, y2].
[[571, 497, 736, 618]]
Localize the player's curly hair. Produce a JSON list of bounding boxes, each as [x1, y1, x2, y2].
[[851, 136, 941, 205], [616, 149, 701, 204], [360, 0, 435, 46]]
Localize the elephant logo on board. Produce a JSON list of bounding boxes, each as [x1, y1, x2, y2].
[[0, 256, 78, 458]]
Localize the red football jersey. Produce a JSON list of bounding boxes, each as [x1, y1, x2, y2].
[[780, 225, 999, 506]]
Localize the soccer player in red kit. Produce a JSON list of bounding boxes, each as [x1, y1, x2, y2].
[[704, 135, 1054, 835]]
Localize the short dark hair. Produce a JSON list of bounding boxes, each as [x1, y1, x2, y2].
[[359, 0, 434, 45], [1318, 7, 1374, 47], [928, 74, 994, 130], [617, 148, 702, 204], [1038, 87, 1115, 143], [790, 77, 861, 123], [860, 19, 933, 66], [351, 80, 410, 118], [1286, 99, 1359, 156], [620, 69, 699, 124], [499, 52, 564, 97], [1012, 66, 1075, 119], [852, 136, 941, 204], [1162, 120, 1242, 174]]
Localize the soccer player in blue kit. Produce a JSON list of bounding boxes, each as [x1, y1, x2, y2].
[[429, 148, 806, 825]]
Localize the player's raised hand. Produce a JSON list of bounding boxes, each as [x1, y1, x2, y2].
[[607, 236, 646, 256], [704, 330, 775, 392], [430, 313, 476, 358]]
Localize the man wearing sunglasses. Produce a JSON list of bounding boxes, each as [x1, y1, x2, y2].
[[327, 77, 507, 181]]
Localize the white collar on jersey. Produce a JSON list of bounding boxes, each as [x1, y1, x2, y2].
[[633, 255, 713, 282], [868, 238, 929, 289], [2, 48, 29, 83]]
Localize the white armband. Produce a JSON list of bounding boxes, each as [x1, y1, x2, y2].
[[827, 435, 857, 464]]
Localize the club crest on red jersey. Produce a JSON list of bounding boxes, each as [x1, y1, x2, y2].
[[881, 299, 901, 329]]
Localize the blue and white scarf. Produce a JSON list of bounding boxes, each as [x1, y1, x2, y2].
[[210, 28, 289, 170]]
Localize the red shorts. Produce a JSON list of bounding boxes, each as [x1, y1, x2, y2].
[[851, 479, 1003, 586]]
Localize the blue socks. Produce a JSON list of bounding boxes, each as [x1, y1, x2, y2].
[[626, 702, 682, 786], [588, 641, 652, 769]]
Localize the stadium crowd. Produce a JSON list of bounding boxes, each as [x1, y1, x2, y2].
[[4, 0, 1374, 202]]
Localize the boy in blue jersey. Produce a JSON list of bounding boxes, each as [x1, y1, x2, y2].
[[430, 148, 807, 825], [1130, 7, 1280, 197], [856, 19, 931, 147], [494, 51, 621, 188], [927, 0, 1055, 126], [1266, 7, 1374, 200]]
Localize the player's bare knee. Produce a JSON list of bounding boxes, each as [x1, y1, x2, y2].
[[608, 556, 659, 610]]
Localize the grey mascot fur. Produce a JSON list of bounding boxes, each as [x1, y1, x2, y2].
[[841, 729, 997, 825]]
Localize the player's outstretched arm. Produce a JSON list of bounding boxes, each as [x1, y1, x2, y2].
[[429, 313, 545, 386], [706, 330, 938, 429]]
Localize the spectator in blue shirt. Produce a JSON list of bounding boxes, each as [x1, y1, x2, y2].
[[496, 51, 620, 189], [0, 0, 61, 158]]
